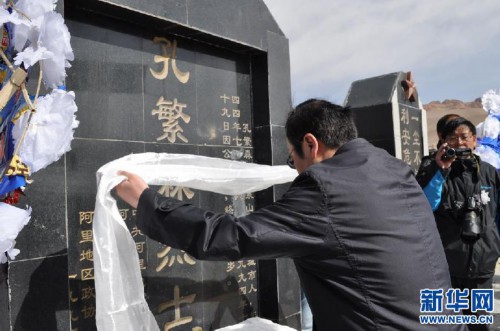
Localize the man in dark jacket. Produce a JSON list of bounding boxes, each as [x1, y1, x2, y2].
[[420, 113, 460, 168], [417, 117, 500, 331], [116, 99, 463, 330]]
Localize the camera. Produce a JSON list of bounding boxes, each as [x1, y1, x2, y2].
[[441, 147, 472, 161], [461, 196, 482, 242]]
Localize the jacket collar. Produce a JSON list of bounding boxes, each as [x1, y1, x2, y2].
[[333, 138, 371, 156]]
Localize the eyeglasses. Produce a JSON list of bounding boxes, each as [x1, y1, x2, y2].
[[445, 134, 473, 144], [287, 151, 295, 169], [287, 136, 305, 169]]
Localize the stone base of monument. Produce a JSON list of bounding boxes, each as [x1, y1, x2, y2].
[[215, 317, 297, 331]]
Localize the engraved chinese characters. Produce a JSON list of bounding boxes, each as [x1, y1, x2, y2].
[[150, 37, 190, 83], [400, 105, 422, 171], [219, 94, 253, 161], [147, 35, 253, 161], [150, 36, 192, 144], [69, 32, 256, 330], [144, 35, 256, 330], [53, 1, 297, 329], [396, 71, 424, 173], [226, 260, 258, 298], [69, 211, 96, 328], [152, 97, 191, 143], [70, 209, 134, 329]]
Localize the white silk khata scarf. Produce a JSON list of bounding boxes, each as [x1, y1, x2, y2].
[[93, 153, 297, 331]]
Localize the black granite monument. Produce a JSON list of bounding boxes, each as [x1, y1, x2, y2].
[[344, 71, 428, 173], [0, 1, 301, 330]]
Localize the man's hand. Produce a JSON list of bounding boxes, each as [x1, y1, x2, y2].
[[435, 143, 455, 170], [115, 171, 149, 209]]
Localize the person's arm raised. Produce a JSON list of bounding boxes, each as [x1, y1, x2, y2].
[[115, 170, 149, 209]]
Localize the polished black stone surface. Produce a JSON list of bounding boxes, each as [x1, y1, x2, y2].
[[67, 20, 144, 141], [82, 0, 284, 51], [345, 71, 425, 173], [267, 32, 292, 127], [4, 1, 296, 329], [277, 258, 300, 320], [345, 72, 400, 108], [270, 125, 288, 165], [66, 139, 144, 328], [65, 138, 145, 262], [252, 53, 271, 128], [0, 263, 8, 331], [15, 157, 67, 260], [8, 256, 69, 331], [99, 0, 187, 24], [201, 259, 258, 329], [369, 138, 397, 157], [253, 125, 272, 164], [194, 50, 252, 148], [351, 104, 395, 141], [187, 0, 279, 50]]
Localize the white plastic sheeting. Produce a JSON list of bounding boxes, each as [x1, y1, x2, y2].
[[215, 317, 297, 331], [93, 153, 297, 331]]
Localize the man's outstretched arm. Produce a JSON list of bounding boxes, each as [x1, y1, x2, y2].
[[115, 170, 149, 208], [114, 170, 330, 261]]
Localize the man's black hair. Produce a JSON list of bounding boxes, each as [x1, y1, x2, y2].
[[436, 113, 460, 148], [285, 99, 357, 158], [436, 113, 460, 137], [441, 117, 476, 140]]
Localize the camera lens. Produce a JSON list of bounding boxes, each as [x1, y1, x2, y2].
[[462, 210, 481, 241], [442, 147, 455, 160]]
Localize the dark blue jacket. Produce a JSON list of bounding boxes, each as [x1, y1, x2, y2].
[[417, 154, 500, 278], [137, 138, 462, 331]]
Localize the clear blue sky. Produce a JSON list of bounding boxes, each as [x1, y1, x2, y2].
[[263, 0, 500, 105]]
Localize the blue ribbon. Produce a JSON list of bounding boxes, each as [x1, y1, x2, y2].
[[0, 175, 26, 196], [0, 93, 31, 196], [477, 136, 500, 154]]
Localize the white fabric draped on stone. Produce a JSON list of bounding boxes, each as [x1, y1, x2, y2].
[[93, 153, 297, 331]]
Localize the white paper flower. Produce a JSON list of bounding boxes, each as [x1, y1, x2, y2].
[[475, 89, 500, 170], [13, 45, 52, 67], [475, 145, 500, 169], [0, 202, 31, 264], [480, 116, 500, 139], [0, 239, 20, 263], [14, 10, 73, 88], [481, 190, 491, 205], [482, 90, 500, 115], [476, 122, 484, 137], [0, 6, 28, 25], [12, 0, 56, 51], [13, 89, 79, 173]]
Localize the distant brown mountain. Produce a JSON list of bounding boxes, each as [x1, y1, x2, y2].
[[423, 98, 487, 150]]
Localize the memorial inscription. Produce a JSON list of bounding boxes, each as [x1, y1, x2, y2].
[[5, 1, 299, 329]]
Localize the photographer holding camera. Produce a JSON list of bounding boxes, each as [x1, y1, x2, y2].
[[417, 117, 500, 331]]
